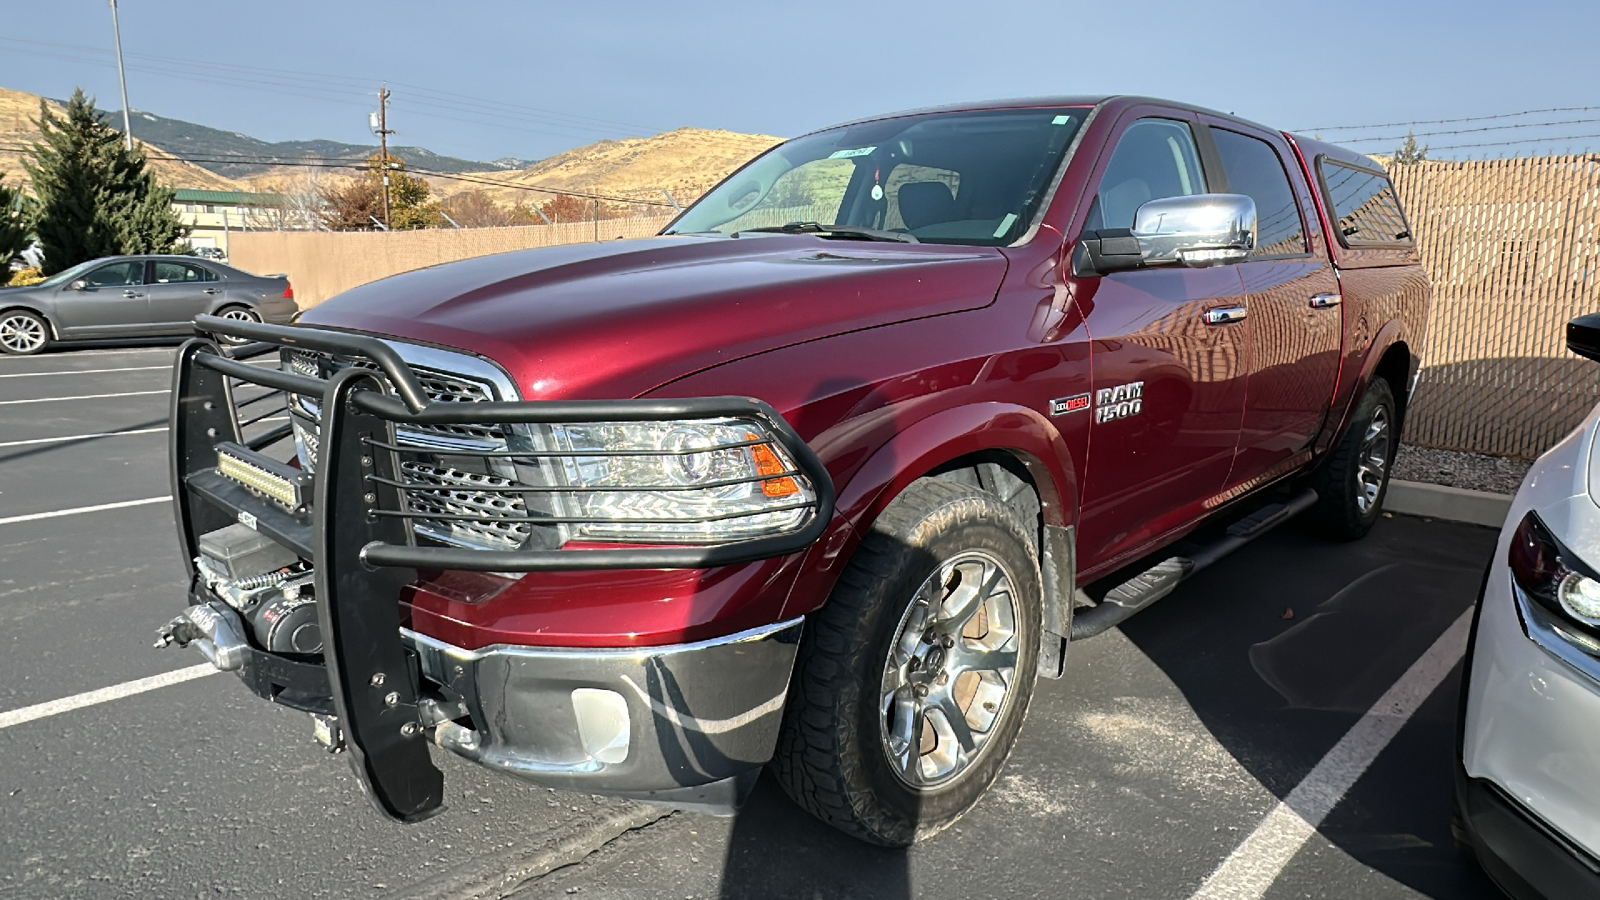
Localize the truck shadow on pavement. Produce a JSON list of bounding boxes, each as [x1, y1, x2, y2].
[[715, 775, 913, 899], [1117, 514, 1503, 898]]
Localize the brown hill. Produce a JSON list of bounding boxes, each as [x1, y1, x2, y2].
[[0, 86, 243, 193], [419, 127, 783, 211]]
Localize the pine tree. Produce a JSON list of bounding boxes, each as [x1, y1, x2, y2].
[[0, 173, 31, 266], [22, 88, 189, 274], [1393, 131, 1430, 165]]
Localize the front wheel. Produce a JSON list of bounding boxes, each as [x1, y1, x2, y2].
[[771, 478, 1041, 845], [1308, 378, 1398, 540], [0, 310, 50, 355]]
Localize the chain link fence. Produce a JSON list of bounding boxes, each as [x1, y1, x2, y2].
[[1395, 155, 1600, 458]]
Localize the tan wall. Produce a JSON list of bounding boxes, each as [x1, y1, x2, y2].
[[228, 158, 1600, 460], [1392, 155, 1600, 458], [228, 213, 678, 307]]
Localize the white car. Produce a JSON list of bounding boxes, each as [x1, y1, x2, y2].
[[1457, 312, 1600, 898]]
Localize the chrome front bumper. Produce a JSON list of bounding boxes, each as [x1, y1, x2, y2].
[[403, 618, 804, 813]]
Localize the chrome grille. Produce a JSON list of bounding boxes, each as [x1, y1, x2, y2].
[[283, 346, 535, 552], [286, 350, 507, 445], [399, 461, 532, 551]]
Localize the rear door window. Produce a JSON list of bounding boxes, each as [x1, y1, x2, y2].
[[1317, 160, 1413, 247], [153, 261, 215, 283], [1209, 128, 1308, 257]]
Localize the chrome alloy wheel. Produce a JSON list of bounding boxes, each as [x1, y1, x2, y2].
[[217, 307, 260, 344], [1355, 405, 1391, 514], [879, 550, 1020, 788], [0, 313, 46, 354]]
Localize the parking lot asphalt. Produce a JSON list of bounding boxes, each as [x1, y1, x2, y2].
[[0, 344, 1506, 899]]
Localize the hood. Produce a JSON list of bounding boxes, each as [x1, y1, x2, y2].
[[299, 234, 1008, 400]]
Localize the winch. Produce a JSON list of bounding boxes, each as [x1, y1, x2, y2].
[[192, 523, 321, 655]]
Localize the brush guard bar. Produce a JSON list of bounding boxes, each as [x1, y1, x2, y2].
[[170, 315, 835, 823]]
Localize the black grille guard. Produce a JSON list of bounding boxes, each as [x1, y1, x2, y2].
[[170, 314, 836, 823]]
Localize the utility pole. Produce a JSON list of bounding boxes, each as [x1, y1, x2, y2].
[[373, 84, 394, 229], [108, 0, 133, 151]]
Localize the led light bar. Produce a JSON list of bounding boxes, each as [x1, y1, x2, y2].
[[216, 444, 306, 511]]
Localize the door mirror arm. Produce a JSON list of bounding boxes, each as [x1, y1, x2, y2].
[[1072, 229, 1142, 277]]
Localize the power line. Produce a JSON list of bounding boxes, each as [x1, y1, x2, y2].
[[0, 37, 667, 138], [0, 43, 643, 145], [1298, 106, 1600, 133]]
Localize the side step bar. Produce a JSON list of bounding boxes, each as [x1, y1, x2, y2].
[[1070, 489, 1319, 640]]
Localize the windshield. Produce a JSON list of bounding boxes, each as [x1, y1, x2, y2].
[[664, 107, 1087, 246], [35, 259, 103, 288]]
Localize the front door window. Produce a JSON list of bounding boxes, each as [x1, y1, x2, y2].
[[83, 261, 145, 288]]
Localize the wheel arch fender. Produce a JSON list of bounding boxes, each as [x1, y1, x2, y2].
[[0, 303, 58, 341], [1327, 320, 1411, 450], [780, 401, 1079, 623]]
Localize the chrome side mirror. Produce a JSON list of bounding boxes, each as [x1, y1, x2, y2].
[[1133, 193, 1257, 267], [1074, 193, 1258, 275], [69, 279, 88, 291]]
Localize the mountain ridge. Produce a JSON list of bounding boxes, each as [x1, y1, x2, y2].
[[106, 107, 535, 177]]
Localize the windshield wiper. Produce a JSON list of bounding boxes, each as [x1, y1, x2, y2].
[[736, 222, 918, 243]]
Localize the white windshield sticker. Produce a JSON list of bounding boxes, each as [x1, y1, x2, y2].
[[828, 146, 876, 159], [1052, 115, 1071, 125], [993, 213, 1019, 238]]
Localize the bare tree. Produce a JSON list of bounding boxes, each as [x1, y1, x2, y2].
[[243, 167, 328, 231]]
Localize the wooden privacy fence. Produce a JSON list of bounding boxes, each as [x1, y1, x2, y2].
[[229, 212, 678, 308], [1394, 155, 1600, 458], [230, 156, 1599, 459]]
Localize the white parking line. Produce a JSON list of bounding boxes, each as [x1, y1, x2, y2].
[[1189, 608, 1473, 900], [0, 347, 175, 364], [0, 426, 169, 448], [0, 365, 170, 379], [0, 664, 219, 731], [0, 389, 168, 406], [0, 416, 287, 450], [0, 496, 167, 526]]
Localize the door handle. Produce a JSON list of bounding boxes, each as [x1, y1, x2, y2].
[[122, 290, 141, 298], [1204, 306, 1248, 325], [203, 288, 220, 295], [1309, 293, 1341, 309]]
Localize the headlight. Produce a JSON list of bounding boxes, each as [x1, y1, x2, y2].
[[542, 418, 815, 543], [1508, 511, 1600, 631]]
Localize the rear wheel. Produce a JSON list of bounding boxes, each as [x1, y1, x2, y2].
[[0, 310, 49, 355], [1308, 378, 1398, 540], [215, 306, 260, 344], [771, 478, 1041, 845]]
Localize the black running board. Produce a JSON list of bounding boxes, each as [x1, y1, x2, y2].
[[1070, 489, 1319, 640]]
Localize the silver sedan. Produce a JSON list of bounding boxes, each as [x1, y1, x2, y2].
[[0, 255, 298, 355]]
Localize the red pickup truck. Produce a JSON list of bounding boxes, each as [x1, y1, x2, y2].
[[158, 95, 1427, 846]]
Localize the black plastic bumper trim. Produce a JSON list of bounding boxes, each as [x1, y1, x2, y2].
[[1456, 768, 1600, 900]]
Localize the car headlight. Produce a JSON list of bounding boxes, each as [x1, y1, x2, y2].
[[1508, 511, 1600, 631], [541, 418, 815, 543]]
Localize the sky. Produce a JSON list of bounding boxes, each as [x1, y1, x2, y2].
[[1, 0, 1597, 164]]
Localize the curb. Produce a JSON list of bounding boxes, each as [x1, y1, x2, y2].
[[1385, 480, 1512, 528]]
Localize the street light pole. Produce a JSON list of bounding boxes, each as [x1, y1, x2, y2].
[[108, 0, 133, 152]]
